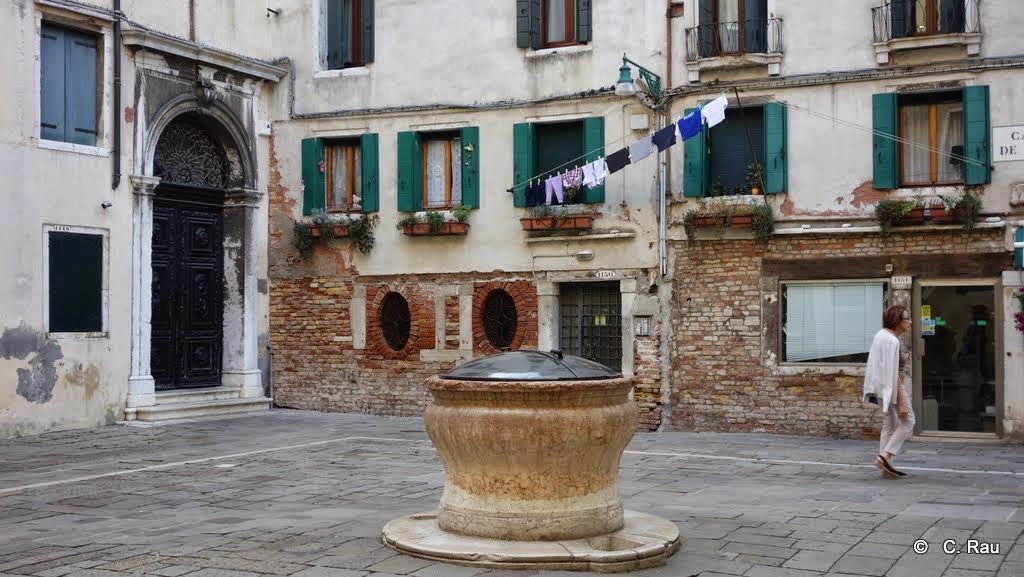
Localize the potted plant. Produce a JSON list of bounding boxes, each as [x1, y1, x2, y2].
[[874, 198, 916, 237], [746, 162, 764, 195], [398, 210, 470, 236], [292, 221, 315, 260], [751, 204, 775, 241], [519, 205, 595, 231], [682, 200, 773, 245], [347, 214, 379, 254], [939, 188, 982, 233], [308, 208, 350, 240]]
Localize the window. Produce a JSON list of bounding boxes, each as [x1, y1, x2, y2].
[[512, 117, 604, 206], [899, 92, 963, 186], [397, 127, 479, 212], [872, 86, 990, 189], [46, 229, 106, 334], [683, 102, 787, 197], [889, 0, 966, 37], [40, 23, 98, 146], [482, 290, 518, 350], [696, 0, 768, 57], [327, 141, 362, 211], [380, 293, 411, 351], [326, 0, 374, 69], [301, 134, 379, 215], [422, 133, 462, 209], [782, 282, 885, 364], [517, 0, 590, 50]]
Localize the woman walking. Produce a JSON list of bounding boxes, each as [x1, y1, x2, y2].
[[863, 305, 915, 478]]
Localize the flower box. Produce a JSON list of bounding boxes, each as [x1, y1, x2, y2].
[[401, 222, 470, 236], [309, 224, 350, 238], [691, 214, 753, 228], [893, 206, 959, 226], [519, 215, 594, 231], [894, 207, 927, 226]]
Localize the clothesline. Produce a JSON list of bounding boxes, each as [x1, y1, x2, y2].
[[508, 94, 989, 194]]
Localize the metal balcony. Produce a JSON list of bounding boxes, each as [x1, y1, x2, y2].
[[685, 18, 783, 61], [873, 0, 980, 43]]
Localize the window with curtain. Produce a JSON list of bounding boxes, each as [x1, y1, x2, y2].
[[326, 142, 362, 212], [422, 135, 462, 209], [782, 282, 885, 363], [543, 0, 575, 46], [899, 92, 964, 186]]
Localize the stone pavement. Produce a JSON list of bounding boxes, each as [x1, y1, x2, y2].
[[0, 409, 1022, 577]]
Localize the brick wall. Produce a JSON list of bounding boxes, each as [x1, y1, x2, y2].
[[634, 316, 662, 431], [670, 228, 1011, 438]]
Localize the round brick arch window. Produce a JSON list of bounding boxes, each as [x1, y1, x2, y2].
[[482, 289, 518, 350], [380, 292, 411, 351]]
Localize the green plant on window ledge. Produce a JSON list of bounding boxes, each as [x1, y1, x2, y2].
[[347, 213, 379, 254], [396, 213, 423, 230], [292, 221, 315, 260], [425, 210, 446, 233], [310, 208, 336, 242], [939, 187, 982, 233], [745, 162, 764, 195], [750, 204, 775, 241], [450, 204, 472, 223], [874, 198, 915, 238]]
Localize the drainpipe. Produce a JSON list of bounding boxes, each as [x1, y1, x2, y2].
[[111, 0, 122, 190]]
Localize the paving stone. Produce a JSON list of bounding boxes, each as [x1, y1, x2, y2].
[[830, 554, 896, 576], [782, 550, 842, 572], [845, 542, 910, 559], [720, 543, 797, 560], [733, 555, 785, 567], [410, 563, 486, 577], [745, 566, 824, 577], [996, 561, 1024, 576], [150, 567, 199, 577], [723, 529, 796, 548], [288, 568, 369, 577], [942, 569, 996, 577], [792, 540, 852, 554]]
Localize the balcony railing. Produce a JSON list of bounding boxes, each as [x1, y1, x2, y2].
[[873, 0, 980, 43], [685, 18, 783, 61]]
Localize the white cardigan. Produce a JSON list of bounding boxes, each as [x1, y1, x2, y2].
[[862, 329, 901, 413]]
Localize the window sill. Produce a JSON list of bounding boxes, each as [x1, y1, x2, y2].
[[770, 364, 866, 377], [45, 331, 109, 340], [38, 139, 110, 157], [686, 52, 782, 82], [524, 43, 593, 60], [525, 230, 636, 244], [874, 32, 982, 65], [314, 66, 370, 80]]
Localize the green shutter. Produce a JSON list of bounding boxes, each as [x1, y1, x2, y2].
[[360, 0, 374, 63], [576, 0, 592, 43], [326, 0, 345, 69], [963, 85, 991, 185], [512, 123, 535, 207], [872, 93, 898, 190], [683, 108, 706, 197], [360, 133, 379, 212], [763, 102, 787, 194], [301, 137, 326, 215], [65, 30, 97, 147], [40, 25, 66, 142], [460, 126, 480, 208], [890, 0, 908, 38], [397, 131, 422, 212], [517, 0, 541, 49], [583, 117, 605, 204]]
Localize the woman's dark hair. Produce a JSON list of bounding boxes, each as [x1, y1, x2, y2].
[[882, 305, 907, 330]]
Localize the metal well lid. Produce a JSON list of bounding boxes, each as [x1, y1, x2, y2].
[[441, 350, 622, 381]]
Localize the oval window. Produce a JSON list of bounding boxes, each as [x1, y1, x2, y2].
[[380, 293, 411, 351], [483, 289, 518, 350]]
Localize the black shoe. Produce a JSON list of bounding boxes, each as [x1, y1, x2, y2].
[[878, 455, 907, 477]]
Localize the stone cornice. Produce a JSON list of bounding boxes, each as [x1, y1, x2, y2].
[[121, 28, 287, 82]]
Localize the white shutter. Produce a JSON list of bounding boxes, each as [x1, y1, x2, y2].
[[784, 283, 883, 362]]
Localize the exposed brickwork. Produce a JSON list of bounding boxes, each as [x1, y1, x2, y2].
[[473, 282, 538, 355], [367, 285, 432, 360], [634, 317, 662, 431], [670, 228, 1011, 438]]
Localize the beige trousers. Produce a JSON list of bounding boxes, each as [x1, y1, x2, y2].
[[880, 381, 915, 456]]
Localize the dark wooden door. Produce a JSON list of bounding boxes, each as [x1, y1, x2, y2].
[[560, 282, 622, 371], [151, 186, 224, 390]]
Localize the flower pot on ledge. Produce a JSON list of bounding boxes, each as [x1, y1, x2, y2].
[[519, 215, 595, 232], [893, 207, 959, 226], [309, 224, 350, 238], [692, 214, 753, 228], [401, 222, 470, 236]]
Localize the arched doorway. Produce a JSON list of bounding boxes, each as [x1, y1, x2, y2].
[[150, 114, 229, 390]]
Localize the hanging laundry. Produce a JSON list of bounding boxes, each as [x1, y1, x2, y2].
[[628, 136, 655, 163], [525, 181, 545, 206], [605, 148, 631, 174], [562, 167, 584, 190], [581, 163, 598, 188], [701, 94, 728, 128], [677, 109, 703, 141], [591, 158, 609, 182], [545, 175, 564, 204], [652, 124, 677, 152]]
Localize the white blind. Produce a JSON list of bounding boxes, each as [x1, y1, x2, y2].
[[784, 283, 883, 362]]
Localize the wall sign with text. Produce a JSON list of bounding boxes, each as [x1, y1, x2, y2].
[[993, 125, 1024, 162]]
